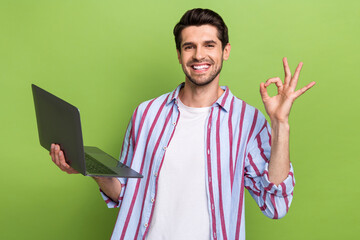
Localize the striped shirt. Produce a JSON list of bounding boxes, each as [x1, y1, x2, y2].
[[101, 83, 295, 240]]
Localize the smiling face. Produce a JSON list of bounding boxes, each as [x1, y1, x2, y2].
[[177, 25, 230, 87]]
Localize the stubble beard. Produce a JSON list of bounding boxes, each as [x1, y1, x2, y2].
[[183, 60, 224, 87]]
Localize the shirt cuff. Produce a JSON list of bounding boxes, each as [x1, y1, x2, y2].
[[260, 162, 295, 197], [99, 178, 126, 208]]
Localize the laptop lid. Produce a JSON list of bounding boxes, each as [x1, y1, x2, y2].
[[32, 84, 143, 178], [32, 84, 87, 175]]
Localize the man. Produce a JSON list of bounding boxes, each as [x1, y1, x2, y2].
[[50, 8, 315, 240]]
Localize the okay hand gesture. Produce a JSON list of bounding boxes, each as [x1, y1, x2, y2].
[[260, 57, 316, 123]]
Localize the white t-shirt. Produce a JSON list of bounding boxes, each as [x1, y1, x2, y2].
[[146, 98, 211, 240]]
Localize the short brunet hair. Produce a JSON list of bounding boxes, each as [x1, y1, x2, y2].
[[173, 8, 229, 52]]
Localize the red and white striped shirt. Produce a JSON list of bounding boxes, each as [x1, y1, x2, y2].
[[101, 83, 295, 240]]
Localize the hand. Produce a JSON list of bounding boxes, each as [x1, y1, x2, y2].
[[260, 57, 316, 123], [49, 143, 79, 174]]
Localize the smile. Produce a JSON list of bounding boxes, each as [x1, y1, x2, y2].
[[191, 64, 210, 70]]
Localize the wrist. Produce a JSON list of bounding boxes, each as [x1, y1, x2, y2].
[[270, 119, 290, 143], [270, 118, 290, 129]]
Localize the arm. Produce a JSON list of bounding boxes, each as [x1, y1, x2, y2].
[[50, 143, 122, 203], [259, 57, 315, 185], [244, 114, 295, 219], [92, 176, 121, 203]]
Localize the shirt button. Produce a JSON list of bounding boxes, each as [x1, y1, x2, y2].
[[163, 146, 167, 151], [151, 198, 155, 203], [144, 223, 148, 227], [154, 172, 158, 177], [172, 122, 176, 126], [207, 149, 210, 155]]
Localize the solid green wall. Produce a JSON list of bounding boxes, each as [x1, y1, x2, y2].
[[1, 0, 359, 239]]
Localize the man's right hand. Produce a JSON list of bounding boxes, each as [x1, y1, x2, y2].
[[49, 143, 121, 202], [49, 143, 79, 174]]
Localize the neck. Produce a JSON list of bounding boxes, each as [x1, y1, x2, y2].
[[179, 79, 224, 108]]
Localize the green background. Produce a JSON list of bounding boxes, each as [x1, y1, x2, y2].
[[1, 0, 359, 239]]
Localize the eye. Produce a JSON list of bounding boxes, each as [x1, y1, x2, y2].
[[184, 45, 193, 50], [206, 44, 215, 48]]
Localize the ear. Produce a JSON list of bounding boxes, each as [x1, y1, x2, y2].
[[177, 49, 182, 64], [222, 43, 231, 61]]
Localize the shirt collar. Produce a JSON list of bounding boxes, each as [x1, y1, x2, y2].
[[167, 83, 233, 113]]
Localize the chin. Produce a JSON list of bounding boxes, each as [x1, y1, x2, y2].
[[188, 77, 215, 86], [183, 65, 222, 87]]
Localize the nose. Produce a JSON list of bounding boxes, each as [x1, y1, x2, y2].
[[193, 46, 205, 61]]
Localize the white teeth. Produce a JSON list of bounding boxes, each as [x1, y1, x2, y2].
[[193, 65, 209, 70]]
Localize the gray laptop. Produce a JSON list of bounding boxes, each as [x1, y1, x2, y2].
[[32, 84, 142, 178]]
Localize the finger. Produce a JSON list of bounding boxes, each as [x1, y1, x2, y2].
[[58, 151, 70, 170], [264, 77, 283, 87], [293, 81, 316, 99], [290, 62, 303, 89], [50, 144, 55, 163], [264, 77, 283, 94], [283, 57, 291, 85], [66, 168, 79, 174], [54, 144, 61, 167], [58, 150, 79, 174], [62, 160, 79, 174], [259, 82, 270, 100]]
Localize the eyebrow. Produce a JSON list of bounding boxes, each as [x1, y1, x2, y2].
[[204, 40, 217, 45], [181, 40, 218, 48]]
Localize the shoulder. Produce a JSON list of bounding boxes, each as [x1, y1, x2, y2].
[[131, 90, 174, 124], [230, 93, 268, 135], [137, 91, 173, 114], [223, 87, 259, 116], [231, 94, 265, 118]]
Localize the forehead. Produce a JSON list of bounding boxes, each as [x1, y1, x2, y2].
[[180, 25, 220, 43]]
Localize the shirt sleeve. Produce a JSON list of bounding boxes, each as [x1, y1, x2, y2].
[[100, 111, 136, 208], [244, 120, 295, 219]]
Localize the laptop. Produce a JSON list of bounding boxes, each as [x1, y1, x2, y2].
[[32, 84, 142, 178]]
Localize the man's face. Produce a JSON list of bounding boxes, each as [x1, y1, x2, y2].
[[177, 25, 230, 86]]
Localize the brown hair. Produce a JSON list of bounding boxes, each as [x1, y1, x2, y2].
[[173, 8, 229, 52]]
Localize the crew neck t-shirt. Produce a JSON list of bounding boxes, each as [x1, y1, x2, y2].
[[146, 98, 211, 240]]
